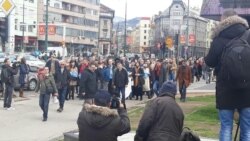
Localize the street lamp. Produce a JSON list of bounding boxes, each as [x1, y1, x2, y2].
[[45, 0, 49, 52], [124, 0, 127, 57], [21, 0, 27, 53]]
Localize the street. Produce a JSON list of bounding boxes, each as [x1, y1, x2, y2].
[[0, 80, 217, 141]]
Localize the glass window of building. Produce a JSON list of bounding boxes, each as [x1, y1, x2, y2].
[[28, 25, 33, 32]]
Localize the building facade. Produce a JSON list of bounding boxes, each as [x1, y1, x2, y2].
[[201, 0, 250, 22], [130, 17, 151, 53], [37, 0, 100, 56], [5, 0, 38, 53], [154, 0, 209, 58], [99, 4, 114, 56]]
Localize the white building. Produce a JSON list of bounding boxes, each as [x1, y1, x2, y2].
[[131, 17, 151, 53], [7, 0, 38, 53]]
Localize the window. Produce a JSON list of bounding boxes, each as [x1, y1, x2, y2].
[[29, 0, 34, 3], [54, 3, 60, 8], [15, 19, 18, 30], [20, 23, 26, 32], [144, 36, 146, 39], [144, 42, 146, 45], [28, 25, 33, 32], [144, 24, 147, 28], [144, 30, 147, 33]]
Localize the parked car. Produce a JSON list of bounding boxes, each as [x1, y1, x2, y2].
[[0, 53, 6, 62], [0, 63, 39, 91]]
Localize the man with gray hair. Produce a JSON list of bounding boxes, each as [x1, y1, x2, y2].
[[205, 9, 250, 141]]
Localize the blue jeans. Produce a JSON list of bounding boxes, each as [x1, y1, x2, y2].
[[116, 87, 125, 101], [58, 87, 67, 109], [153, 81, 160, 96], [3, 84, 13, 108], [219, 108, 250, 141], [179, 83, 186, 101], [39, 94, 51, 119]]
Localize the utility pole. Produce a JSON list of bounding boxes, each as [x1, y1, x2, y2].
[[124, 0, 127, 57], [22, 0, 25, 53], [45, 0, 49, 52], [116, 23, 120, 57], [186, 0, 190, 58]]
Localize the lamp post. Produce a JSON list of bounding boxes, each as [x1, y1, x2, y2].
[[21, 0, 25, 53], [124, 0, 127, 57], [186, 0, 190, 58], [45, 0, 49, 52]]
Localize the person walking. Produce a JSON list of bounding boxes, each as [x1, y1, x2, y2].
[[19, 57, 29, 97], [134, 82, 184, 141], [176, 60, 192, 102], [35, 67, 58, 121], [113, 61, 128, 102], [205, 10, 250, 141], [132, 62, 144, 100], [1, 58, 18, 110], [142, 64, 151, 99], [153, 60, 161, 96], [56, 61, 70, 112], [80, 62, 97, 104], [103, 58, 115, 95]]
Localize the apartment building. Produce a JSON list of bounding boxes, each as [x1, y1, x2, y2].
[[37, 0, 100, 55]]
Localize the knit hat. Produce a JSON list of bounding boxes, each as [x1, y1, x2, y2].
[[159, 81, 177, 96], [94, 90, 111, 106]]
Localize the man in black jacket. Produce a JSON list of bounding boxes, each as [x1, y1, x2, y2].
[[77, 90, 130, 141], [80, 62, 97, 104], [134, 82, 184, 141], [56, 60, 70, 112], [1, 58, 18, 110], [113, 61, 128, 102], [205, 10, 250, 141]]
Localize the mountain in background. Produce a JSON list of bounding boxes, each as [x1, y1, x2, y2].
[[113, 17, 141, 31], [113, 16, 125, 23]]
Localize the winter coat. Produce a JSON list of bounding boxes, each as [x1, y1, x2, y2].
[[113, 68, 129, 88], [56, 67, 70, 89], [205, 15, 250, 109], [159, 62, 170, 86], [80, 69, 97, 99], [1, 64, 18, 86], [134, 94, 184, 141], [35, 74, 58, 95], [103, 66, 115, 82], [19, 64, 29, 85], [132, 67, 144, 87], [176, 65, 192, 88], [45, 59, 60, 80], [69, 67, 78, 86], [77, 104, 131, 141]]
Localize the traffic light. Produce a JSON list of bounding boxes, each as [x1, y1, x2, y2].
[[0, 17, 8, 43]]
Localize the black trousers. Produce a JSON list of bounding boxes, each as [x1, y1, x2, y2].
[[134, 86, 142, 100]]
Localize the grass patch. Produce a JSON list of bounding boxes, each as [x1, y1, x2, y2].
[[187, 95, 215, 103], [128, 95, 220, 139]]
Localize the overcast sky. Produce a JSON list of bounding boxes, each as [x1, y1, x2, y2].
[[101, 0, 203, 19]]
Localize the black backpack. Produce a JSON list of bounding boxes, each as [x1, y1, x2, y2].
[[1, 68, 10, 83], [221, 30, 250, 88]]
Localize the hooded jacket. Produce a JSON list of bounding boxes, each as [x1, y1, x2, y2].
[[1, 64, 18, 86], [77, 104, 131, 141], [35, 74, 58, 94], [134, 93, 184, 141], [80, 69, 97, 99], [205, 15, 250, 109]]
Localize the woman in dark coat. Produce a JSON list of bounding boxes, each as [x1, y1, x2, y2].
[[132, 62, 144, 100], [19, 57, 29, 97]]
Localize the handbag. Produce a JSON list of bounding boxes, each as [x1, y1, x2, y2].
[[180, 127, 200, 141]]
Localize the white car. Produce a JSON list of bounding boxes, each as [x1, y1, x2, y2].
[[0, 53, 6, 62], [23, 55, 46, 68]]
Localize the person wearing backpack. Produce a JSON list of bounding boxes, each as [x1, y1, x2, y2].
[[1, 58, 18, 110], [205, 10, 250, 141]]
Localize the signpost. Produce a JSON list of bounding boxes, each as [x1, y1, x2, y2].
[[165, 36, 173, 48], [0, 0, 15, 16]]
